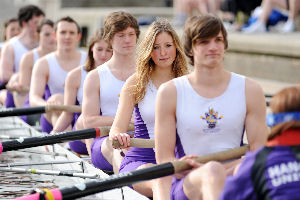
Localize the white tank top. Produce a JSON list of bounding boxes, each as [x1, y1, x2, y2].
[[76, 66, 87, 105], [136, 80, 157, 140], [173, 72, 246, 157], [46, 51, 86, 95], [10, 37, 29, 72], [98, 63, 125, 116], [32, 48, 40, 64]]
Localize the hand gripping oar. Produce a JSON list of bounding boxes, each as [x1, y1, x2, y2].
[[112, 138, 155, 148], [16, 145, 249, 200], [0, 124, 134, 153], [0, 105, 81, 117]]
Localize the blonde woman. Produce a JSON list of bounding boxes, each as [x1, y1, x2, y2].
[[109, 19, 188, 197]]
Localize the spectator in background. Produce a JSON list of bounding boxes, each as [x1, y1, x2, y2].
[[243, 0, 300, 33], [173, 0, 221, 26]]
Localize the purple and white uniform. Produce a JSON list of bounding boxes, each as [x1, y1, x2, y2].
[[69, 66, 88, 154], [40, 51, 86, 133], [91, 63, 125, 171], [5, 37, 29, 108], [119, 80, 157, 186], [220, 145, 300, 200], [171, 73, 246, 200], [21, 48, 40, 123]]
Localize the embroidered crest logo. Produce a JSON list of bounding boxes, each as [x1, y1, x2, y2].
[[200, 108, 223, 129]]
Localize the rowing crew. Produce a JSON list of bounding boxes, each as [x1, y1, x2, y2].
[[0, 5, 299, 200]]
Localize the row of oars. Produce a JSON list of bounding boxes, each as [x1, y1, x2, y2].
[[0, 93, 273, 199], [0, 122, 249, 199]]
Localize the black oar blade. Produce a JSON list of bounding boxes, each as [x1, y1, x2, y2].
[[1, 128, 97, 152], [61, 162, 174, 199], [16, 162, 174, 200], [0, 106, 46, 117]]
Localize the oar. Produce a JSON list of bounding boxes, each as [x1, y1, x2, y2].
[[112, 138, 154, 148], [0, 160, 82, 167], [16, 145, 249, 200], [0, 167, 102, 179], [0, 105, 81, 117], [6, 86, 29, 93], [0, 125, 134, 153]]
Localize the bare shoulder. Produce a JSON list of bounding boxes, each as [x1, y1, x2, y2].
[[158, 79, 177, 96], [67, 66, 81, 80], [157, 80, 177, 107], [34, 57, 49, 72], [245, 77, 264, 97], [1, 43, 14, 56], [66, 67, 81, 86], [84, 68, 100, 89], [21, 51, 34, 66]]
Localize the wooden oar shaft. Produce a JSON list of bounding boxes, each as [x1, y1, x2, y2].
[[45, 105, 81, 113], [0, 167, 101, 179], [6, 86, 29, 93], [173, 145, 249, 172], [112, 138, 155, 148], [16, 146, 248, 200]]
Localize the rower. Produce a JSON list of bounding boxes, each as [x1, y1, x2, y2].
[[0, 5, 44, 108], [15, 19, 56, 124], [52, 29, 112, 155], [154, 14, 268, 199], [109, 19, 188, 197], [0, 18, 20, 104], [0, 18, 20, 57], [81, 11, 139, 173], [29, 16, 86, 133]]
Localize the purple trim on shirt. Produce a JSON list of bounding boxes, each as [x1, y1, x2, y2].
[[119, 105, 156, 173]]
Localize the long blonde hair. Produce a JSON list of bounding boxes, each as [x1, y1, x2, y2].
[[135, 19, 188, 103]]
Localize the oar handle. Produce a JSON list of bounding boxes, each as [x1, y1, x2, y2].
[[45, 105, 82, 113], [6, 86, 29, 93], [173, 145, 249, 173], [112, 138, 155, 148]]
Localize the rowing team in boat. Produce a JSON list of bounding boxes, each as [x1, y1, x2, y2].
[[0, 4, 299, 200]]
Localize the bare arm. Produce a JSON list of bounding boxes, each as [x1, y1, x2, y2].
[[245, 78, 268, 151], [109, 74, 137, 147], [19, 52, 34, 88], [0, 43, 14, 82], [52, 68, 81, 132], [154, 81, 177, 200], [29, 58, 49, 106], [82, 69, 114, 128]]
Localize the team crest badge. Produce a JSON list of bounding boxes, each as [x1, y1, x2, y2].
[[200, 108, 223, 129]]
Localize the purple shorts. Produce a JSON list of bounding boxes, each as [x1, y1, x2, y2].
[[170, 178, 188, 200], [69, 140, 88, 155], [5, 91, 15, 108], [90, 136, 113, 171], [40, 114, 53, 133]]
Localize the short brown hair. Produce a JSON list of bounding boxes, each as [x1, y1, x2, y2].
[[37, 19, 54, 34], [183, 14, 228, 66], [103, 11, 140, 43], [55, 16, 81, 33]]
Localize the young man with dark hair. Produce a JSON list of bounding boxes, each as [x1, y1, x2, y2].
[[29, 16, 86, 133], [0, 5, 44, 107]]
